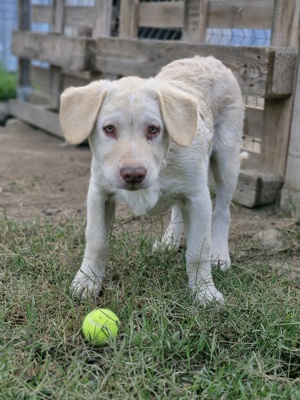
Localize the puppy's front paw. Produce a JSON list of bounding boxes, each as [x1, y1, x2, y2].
[[194, 284, 224, 305], [71, 265, 104, 299]]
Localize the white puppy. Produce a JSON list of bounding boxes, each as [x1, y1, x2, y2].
[[60, 56, 244, 304]]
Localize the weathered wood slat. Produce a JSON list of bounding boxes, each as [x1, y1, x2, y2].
[[208, 0, 274, 29], [234, 170, 284, 207], [32, 5, 52, 24], [139, 2, 184, 28], [8, 99, 63, 139], [62, 73, 92, 90], [30, 65, 51, 95], [183, 0, 207, 42], [33, 5, 95, 27], [65, 6, 95, 28], [18, 0, 31, 90], [12, 32, 297, 98], [92, 38, 295, 98], [93, 0, 113, 38], [12, 31, 87, 71], [261, 0, 300, 176], [119, 0, 139, 38], [244, 106, 263, 140], [281, 53, 300, 214], [266, 48, 297, 98]]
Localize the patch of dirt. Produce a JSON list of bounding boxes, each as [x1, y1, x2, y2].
[[0, 120, 91, 219], [0, 119, 296, 243]]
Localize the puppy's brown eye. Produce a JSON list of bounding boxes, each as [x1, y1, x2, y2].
[[147, 125, 160, 140], [103, 125, 116, 138]]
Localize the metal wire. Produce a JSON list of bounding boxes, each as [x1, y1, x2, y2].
[[206, 28, 271, 46], [0, 0, 18, 71]]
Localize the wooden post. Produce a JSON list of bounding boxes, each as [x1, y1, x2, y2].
[[91, 0, 113, 81], [52, 0, 65, 33], [183, 0, 208, 42], [281, 34, 300, 213], [49, 0, 65, 110], [93, 0, 113, 38], [261, 0, 300, 176], [17, 0, 31, 97], [119, 0, 139, 38]]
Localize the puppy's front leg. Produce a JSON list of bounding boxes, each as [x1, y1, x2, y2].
[[182, 188, 224, 304], [71, 182, 115, 298]]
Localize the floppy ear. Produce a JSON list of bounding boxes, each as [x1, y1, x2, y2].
[[60, 81, 108, 145], [156, 85, 199, 147]]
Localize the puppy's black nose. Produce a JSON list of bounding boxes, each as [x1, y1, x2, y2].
[[120, 166, 147, 184]]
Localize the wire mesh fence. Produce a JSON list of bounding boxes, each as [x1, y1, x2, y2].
[[0, 0, 18, 71]]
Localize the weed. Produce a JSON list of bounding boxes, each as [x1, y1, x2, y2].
[[0, 65, 17, 101]]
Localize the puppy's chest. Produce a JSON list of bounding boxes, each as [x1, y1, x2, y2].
[[117, 184, 179, 217]]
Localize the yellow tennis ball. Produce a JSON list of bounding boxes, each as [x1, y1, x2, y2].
[[82, 309, 120, 346]]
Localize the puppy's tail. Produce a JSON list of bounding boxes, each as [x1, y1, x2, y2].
[[239, 151, 249, 165]]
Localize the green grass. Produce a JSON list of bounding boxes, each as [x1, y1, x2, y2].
[[0, 65, 17, 101], [1, 217, 300, 399]]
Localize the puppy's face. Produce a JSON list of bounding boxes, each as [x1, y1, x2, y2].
[[91, 79, 170, 191], [60, 76, 199, 191]]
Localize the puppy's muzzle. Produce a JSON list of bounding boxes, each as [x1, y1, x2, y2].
[[120, 166, 147, 190]]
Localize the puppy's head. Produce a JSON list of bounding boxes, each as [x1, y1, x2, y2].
[[60, 77, 199, 191]]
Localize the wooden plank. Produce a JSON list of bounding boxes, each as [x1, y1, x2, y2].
[[63, 74, 91, 90], [65, 6, 95, 28], [281, 31, 300, 213], [283, 74, 300, 189], [92, 37, 270, 89], [13, 33, 296, 98], [33, 5, 108, 29], [18, 0, 31, 89], [241, 107, 263, 170], [30, 65, 51, 94], [93, 0, 113, 38], [31, 65, 93, 93], [27, 90, 50, 105], [183, 0, 207, 42], [139, 2, 184, 29], [261, 0, 300, 176], [52, 0, 65, 33], [244, 106, 263, 141], [50, 0, 65, 110], [49, 66, 63, 110], [119, 0, 139, 38], [207, 0, 274, 30], [33, 4, 97, 29], [271, 0, 300, 47], [266, 48, 297, 98], [92, 37, 294, 97], [8, 99, 63, 139], [234, 169, 284, 207], [33, 5, 52, 24], [12, 31, 87, 71]]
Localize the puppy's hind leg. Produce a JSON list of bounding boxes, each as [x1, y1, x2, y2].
[[210, 120, 243, 270], [153, 204, 184, 251]]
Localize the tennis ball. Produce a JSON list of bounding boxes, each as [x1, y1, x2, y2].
[[82, 309, 120, 346]]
